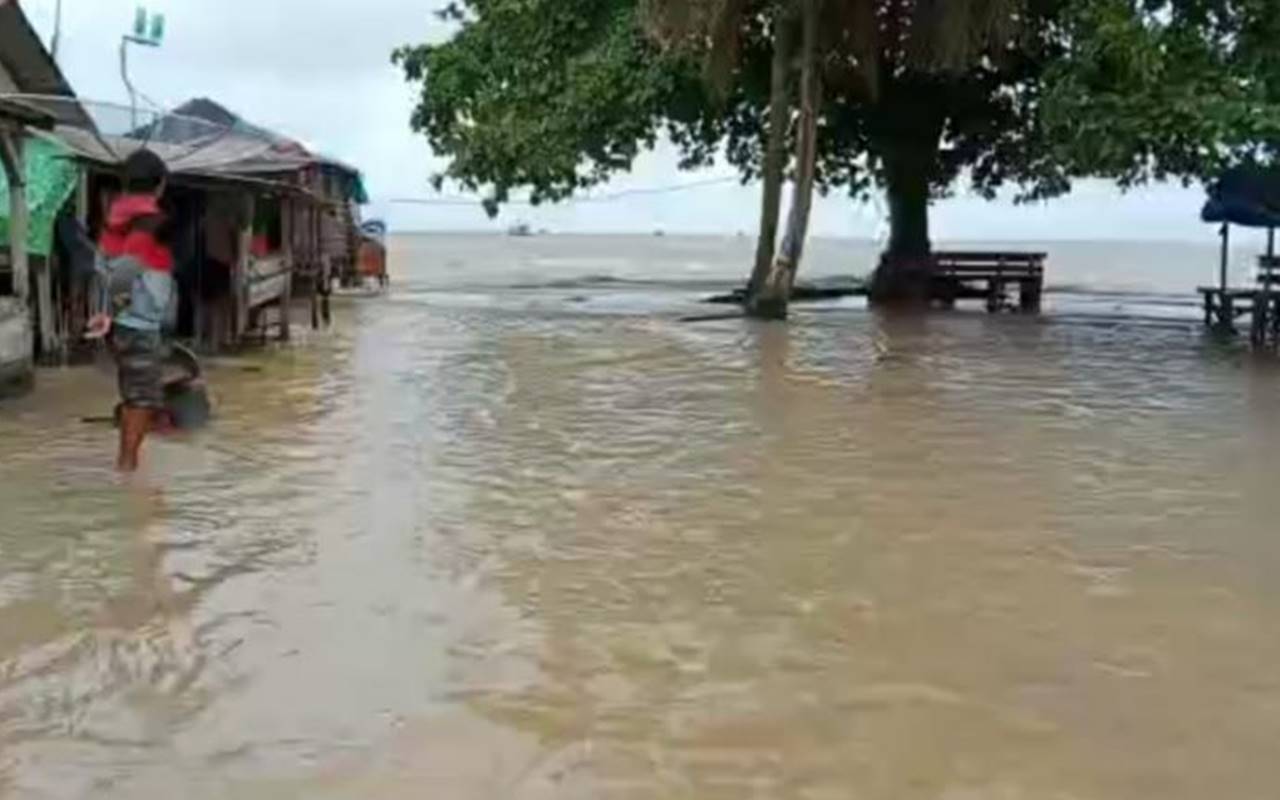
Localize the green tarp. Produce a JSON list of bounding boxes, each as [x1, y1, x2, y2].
[[0, 136, 80, 257], [351, 173, 369, 205]]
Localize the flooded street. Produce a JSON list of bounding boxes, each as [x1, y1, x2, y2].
[[3, 236, 1280, 798]]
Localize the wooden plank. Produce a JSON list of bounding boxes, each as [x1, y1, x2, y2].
[[942, 266, 1039, 276], [280, 199, 293, 342], [935, 263, 1043, 271], [246, 256, 291, 310], [937, 261, 1043, 270], [934, 251, 1047, 260], [1198, 287, 1261, 299]]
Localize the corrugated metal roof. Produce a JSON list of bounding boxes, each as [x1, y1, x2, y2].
[[0, 96, 55, 129], [170, 98, 362, 179], [0, 0, 91, 127]]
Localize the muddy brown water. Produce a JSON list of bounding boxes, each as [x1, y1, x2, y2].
[[2, 235, 1279, 798]]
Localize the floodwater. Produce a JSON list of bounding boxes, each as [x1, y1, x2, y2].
[[2, 234, 1280, 799]]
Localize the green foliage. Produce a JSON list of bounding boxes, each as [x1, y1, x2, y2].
[[394, 0, 706, 215], [397, 0, 1280, 215], [1038, 0, 1280, 188]]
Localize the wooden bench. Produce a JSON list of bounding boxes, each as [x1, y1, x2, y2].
[[1197, 255, 1280, 344], [1258, 255, 1280, 288], [931, 251, 1046, 313]]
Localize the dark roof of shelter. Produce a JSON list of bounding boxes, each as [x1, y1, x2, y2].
[[1202, 164, 1280, 229], [0, 96, 55, 129], [169, 98, 360, 177], [0, 0, 91, 127], [34, 93, 366, 200], [0, 0, 73, 97]]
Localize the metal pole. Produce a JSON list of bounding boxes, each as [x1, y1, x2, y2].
[[1269, 227, 1278, 346], [52, 0, 65, 63], [1220, 222, 1230, 292], [120, 37, 137, 131]]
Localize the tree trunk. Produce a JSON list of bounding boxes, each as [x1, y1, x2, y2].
[[746, 8, 796, 302], [34, 259, 59, 363], [868, 110, 944, 306], [884, 144, 932, 262], [748, 0, 822, 321]]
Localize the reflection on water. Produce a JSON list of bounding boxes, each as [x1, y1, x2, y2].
[[2, 236, 1279, 799]]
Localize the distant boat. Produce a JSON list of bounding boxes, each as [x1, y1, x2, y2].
[[507, 223, 533, 237]]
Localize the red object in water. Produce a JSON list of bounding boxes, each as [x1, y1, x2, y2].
[[358, 238, 386, 281]]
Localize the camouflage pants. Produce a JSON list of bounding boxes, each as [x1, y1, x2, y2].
[[112, 326, 166, 409]]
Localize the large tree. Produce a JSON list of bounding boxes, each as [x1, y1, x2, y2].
[[642, 0, 1025, 315], [397, 0, 1280, 308]]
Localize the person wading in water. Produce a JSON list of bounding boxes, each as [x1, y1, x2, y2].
[[86, 149, 178, 472]]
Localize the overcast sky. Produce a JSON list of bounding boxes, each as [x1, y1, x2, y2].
[[14, 0, 1241, 243]]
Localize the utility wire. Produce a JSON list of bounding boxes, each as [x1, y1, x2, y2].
[[388, 175, 742, 207]]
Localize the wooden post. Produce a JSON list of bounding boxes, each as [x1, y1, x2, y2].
[[0, 134, 59, 362], [318, 204, 331, 327], [1272, 295, 1280, 346], [312, 204, 322, 329], [1, 130, 30, 306], [190, 192, 207, 350], [308, 202, 319, 330], [1251, 293, 1265, 346], [71, 172, 90, 339], [34, 258, 59, 362], [235, 193, 254, 342], [280, 196, 293, 342]]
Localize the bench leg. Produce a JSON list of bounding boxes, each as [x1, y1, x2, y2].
[[986, 280, 1003, 313], [940, 283, 957, 310], [1019, 280, 1042, 313], [930, 277, 956, 309]]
